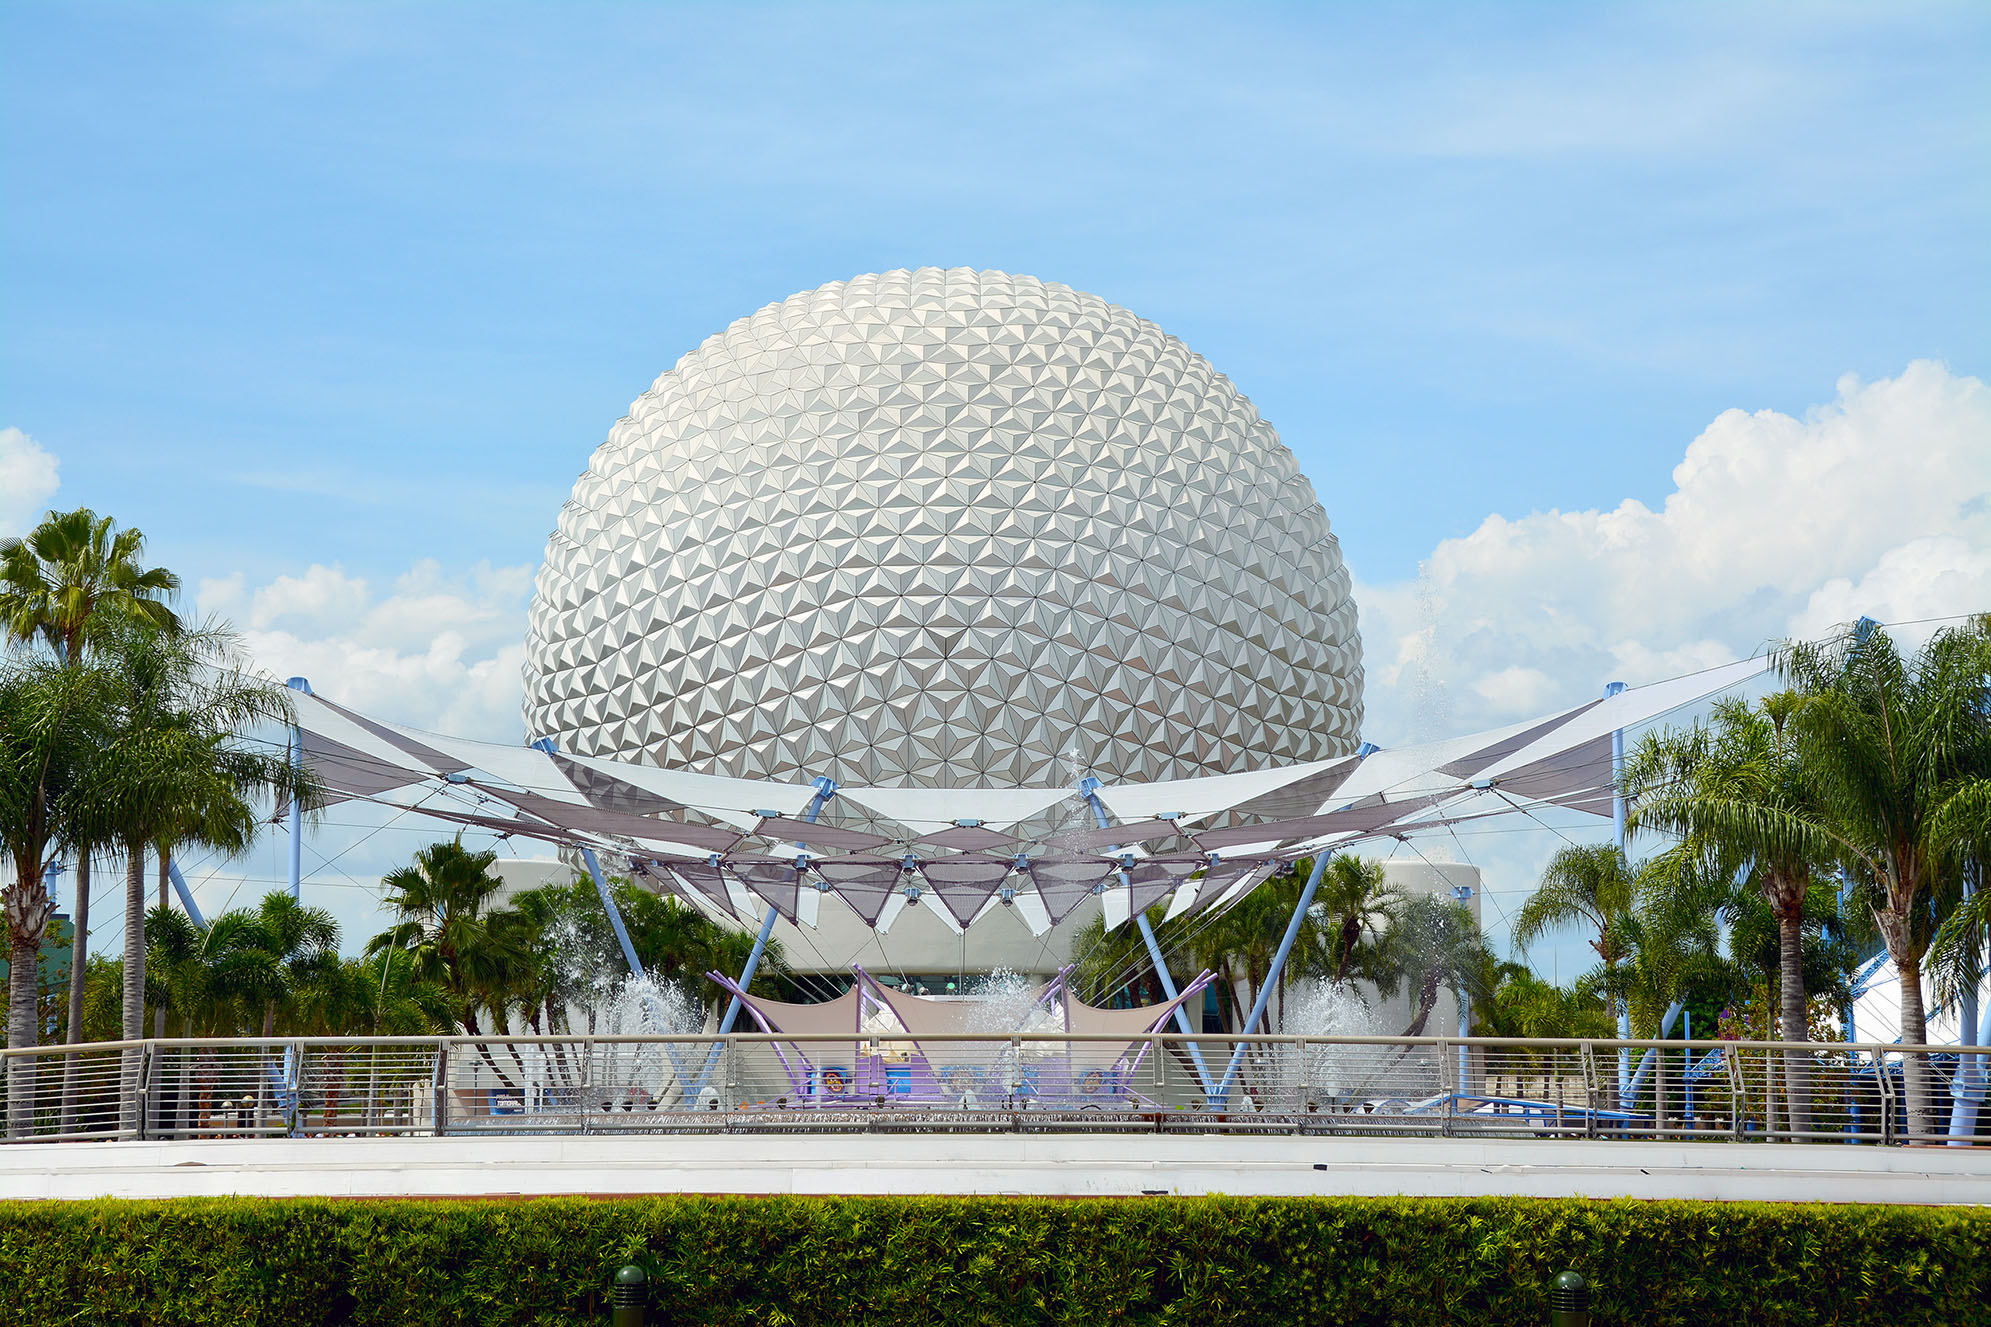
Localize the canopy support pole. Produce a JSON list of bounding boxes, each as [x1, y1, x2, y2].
[[717, 776, 836, 1035], [1606, 679, 1630, 1104], [581, 848, 645, 979], [527, 737, 647, 980], [285, 678, 312, 902], [165, 861, 208, 931], [1078, 777, 1217, 1096], [1623, 999, 1684, 1104], [1948, 866, 1986, 1144], [1207, 847, 1332, 1110]]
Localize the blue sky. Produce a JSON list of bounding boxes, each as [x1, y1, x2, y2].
[[7, 3, 1983, 589], [4, 2, 1988, 968]]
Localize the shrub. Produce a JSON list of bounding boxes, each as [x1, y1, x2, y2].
[[0, 1194, 1984, 1326]]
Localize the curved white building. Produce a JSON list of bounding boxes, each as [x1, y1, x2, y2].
[[524, 268, 1362, 787]]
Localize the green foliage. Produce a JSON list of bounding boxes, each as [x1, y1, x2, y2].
[[0, 1194, 1983, 1326], [0, 505, 181, 661], [1477, 962, 1613, 1043], [1072, 854, 1409, 1030]]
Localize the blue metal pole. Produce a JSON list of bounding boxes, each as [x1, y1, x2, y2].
[[1624, 998, 1684, 1102], [1947, 867, 1984, 1144], [1209, 848, 1332, 1108], [1684, 1006, 1695, 1124], [1605, 679, 1630, 1102], [1453, 884, 1474, 1093], [527, 736, 647, 980], [1840, 868, 1857, 1046], [1076, 777, 1215, 1092], [716, 776, 835, 1036], [164, 861, 208, 931], [581, 848, 645, 979], [285, 678, 312, 901]]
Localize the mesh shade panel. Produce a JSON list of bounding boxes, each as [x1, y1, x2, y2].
[[916, 857, 1016, 928]]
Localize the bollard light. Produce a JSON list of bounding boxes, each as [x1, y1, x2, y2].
[[1549, 1270, 1589, 1327], [612, 1264, 647, 1327]]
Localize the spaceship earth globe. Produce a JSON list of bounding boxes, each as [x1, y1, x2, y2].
[[523, 268, 1362, 788]]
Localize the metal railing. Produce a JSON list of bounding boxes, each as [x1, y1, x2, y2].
[[3, 1033, 1986, 1145]]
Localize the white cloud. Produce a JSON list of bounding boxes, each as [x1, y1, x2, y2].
[[198, 557, 532, 741], [0, 427, 61, 538], [1357, 359, 1991, 744]]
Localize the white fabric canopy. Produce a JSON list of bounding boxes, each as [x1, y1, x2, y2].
[[288, 656, 1770, 936]]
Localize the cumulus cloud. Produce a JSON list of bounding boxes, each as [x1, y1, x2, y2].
[[0, 427, 61, 537], [199, 558, 532, 741], [1357, 360, 1991, 743]]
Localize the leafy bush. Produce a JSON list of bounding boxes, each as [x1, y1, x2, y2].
[[0, 1194, 1984, 1326]]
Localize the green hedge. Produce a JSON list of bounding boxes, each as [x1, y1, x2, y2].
[[1, 1195, 1985, 1326]]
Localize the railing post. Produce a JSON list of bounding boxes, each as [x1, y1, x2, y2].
[[433, 1041, 450, 1137], [1579, 1043, 1598, 1139], [138, 1042, 158, 1141], [287, 1040, 306, 1137], [1724, 1047, 1747, 1141], [1876, 1051, 1898, 1145]]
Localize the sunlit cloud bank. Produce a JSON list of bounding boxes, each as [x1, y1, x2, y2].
[[197, 558, 532, 742], [1356, 360, 1991, 745], [0, 427, 62, 538]]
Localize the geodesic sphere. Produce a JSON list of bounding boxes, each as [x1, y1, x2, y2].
[[523, 268, 1362, 787]]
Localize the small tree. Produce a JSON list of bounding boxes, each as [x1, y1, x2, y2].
[[1625, 694, 1840, 1131], [97, 622, 314, 1052], [1512, 844, 1638, 1025], [3, 507, 182, 1061], [1376, 893, 1493, 1037], [1778, 621, 1991, 1135], [0, 655, 115, 1134]]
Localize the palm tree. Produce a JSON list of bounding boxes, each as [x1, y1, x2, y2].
[[3, 507, 183, 1059], [1068, 905, 1170, 1009], [639, 888, 790, 1013], [98, 621, 313, 1052], [1479, 961, 1614, 1043], [1609, 854, 1726, 1039], [0, 506, 182, 663], [0, 652, 124, 1134], [1375, 892, 1493, 1037], [368, 838, 538, 1095], [1512, 844, 1638, 1017], [324, 951, 455, 1037], [1511, 843, 1639, 1107], [1625, 694, 1841, 1132], [237, 893, 341, 1040], [367, 837, 533, 1053], [1777, 621, 1991, 1135], [1928, 881, 1991, 1026], [1184, 864, 1351, 1032], [1290, 855, 1400, 991]]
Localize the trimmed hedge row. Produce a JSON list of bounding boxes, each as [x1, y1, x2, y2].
[[0, 1194, 1985, 1326]]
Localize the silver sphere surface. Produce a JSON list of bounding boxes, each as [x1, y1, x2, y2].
[[524, 268, 1362, 787]]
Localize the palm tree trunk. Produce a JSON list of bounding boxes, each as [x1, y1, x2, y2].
[[120, 844, 145, 1041], [64, 853, 90, 1046], [151, 851, 170, 1041], [1776, 909, 1812, 1135], [1894, 946, 1937, 1138], [119, 843, 146, 1135], [59, 850, 90, 1131], [1402, 971, 1441, 1037], [7, 930, 42, 1137]]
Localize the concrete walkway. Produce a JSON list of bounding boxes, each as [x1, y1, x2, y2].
[[5, 1133, 1989, 1204]]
